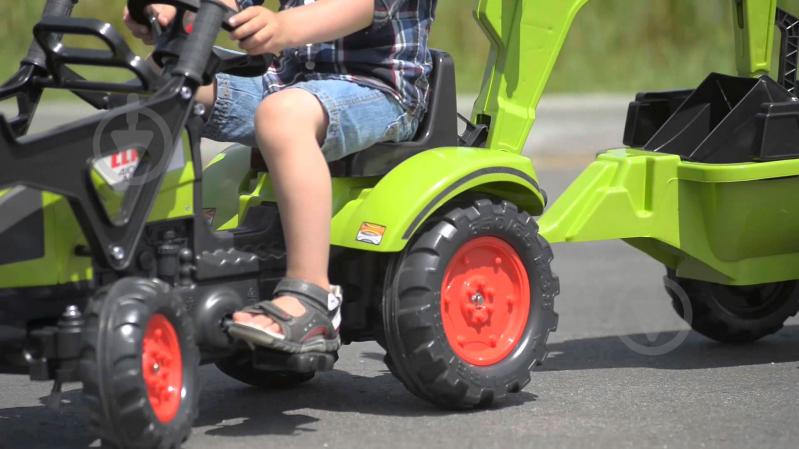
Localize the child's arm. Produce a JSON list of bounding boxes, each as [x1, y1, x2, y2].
[[228, 0, 375, 56]]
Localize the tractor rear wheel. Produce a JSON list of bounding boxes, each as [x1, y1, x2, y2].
[[382, 199, 559, 408], [665, 269, 799, 343]]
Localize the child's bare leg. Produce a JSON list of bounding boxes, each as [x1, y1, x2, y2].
[[233, 89, 331, 335], [195, 83, 217, 113]]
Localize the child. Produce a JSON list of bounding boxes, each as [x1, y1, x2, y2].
[[125, 0, 436, 353]]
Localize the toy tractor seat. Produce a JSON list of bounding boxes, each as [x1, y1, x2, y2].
[[249, 50, 459, 177]]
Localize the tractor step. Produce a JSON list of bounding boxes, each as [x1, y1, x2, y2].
[[195, 248, 260, 280], [252, 349, 338, 373]]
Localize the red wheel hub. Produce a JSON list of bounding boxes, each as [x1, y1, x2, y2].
[[142, 314, 183, 424], [441, 237, 531, 366]]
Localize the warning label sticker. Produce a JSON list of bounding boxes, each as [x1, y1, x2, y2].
[[356, 222, 386, 246], [94, 149, 140, 191]]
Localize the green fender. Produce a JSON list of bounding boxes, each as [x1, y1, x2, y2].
[[330, 147, 546, 252]]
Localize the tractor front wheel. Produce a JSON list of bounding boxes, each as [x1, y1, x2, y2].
[[80, 278, 200, 449]]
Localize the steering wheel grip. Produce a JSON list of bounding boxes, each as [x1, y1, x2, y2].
[[129, 0, 272, 82], [127, 0, 238, 32]]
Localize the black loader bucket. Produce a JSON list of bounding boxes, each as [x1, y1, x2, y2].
[[628, 73, 799, 163]]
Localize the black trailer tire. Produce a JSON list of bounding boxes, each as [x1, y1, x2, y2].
[[80, 278, 200, 449], [382, 199, 559, 409], [215, 353, 314, 389], [665, 269, 799, 343]]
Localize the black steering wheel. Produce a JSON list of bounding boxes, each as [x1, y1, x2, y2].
[[127, 0, 272, 82]]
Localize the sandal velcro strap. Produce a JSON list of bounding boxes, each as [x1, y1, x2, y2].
[[242, 300, 293, 321], [273, 278, 331, 313], [227, 277, 343, 353]]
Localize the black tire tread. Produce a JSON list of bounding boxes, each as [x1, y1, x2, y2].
[[81, 278, 200, 449], [383, 199, 559, 409], [666, 270, 799, 343]]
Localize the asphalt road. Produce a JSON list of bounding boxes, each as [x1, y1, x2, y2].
[[0, 101, 797, 449]]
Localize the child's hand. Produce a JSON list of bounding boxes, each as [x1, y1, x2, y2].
[[123, 4, 176, 45], [228, 7, 289, 56]]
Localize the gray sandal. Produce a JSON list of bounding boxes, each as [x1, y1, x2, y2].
[[227, 278, 343, 354]]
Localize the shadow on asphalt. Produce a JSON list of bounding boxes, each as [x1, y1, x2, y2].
[[0, 391, 93, 449], [2, 325, 798, 448], [195, 368, 537, 438], [0, 368, 537, 448], [544, 324, 799, 371]]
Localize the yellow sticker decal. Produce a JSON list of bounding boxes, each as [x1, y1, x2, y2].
[[356, 222, 386, 246]]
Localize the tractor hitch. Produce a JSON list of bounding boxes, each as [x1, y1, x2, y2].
[[24, 305, 84, 384]]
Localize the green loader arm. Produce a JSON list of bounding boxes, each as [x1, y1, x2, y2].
[[472, 0, 589, 154], [471, 0, 779, 155]]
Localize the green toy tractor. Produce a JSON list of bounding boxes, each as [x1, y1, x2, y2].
[[3, 0, 799, 447], [0, 0, 556, 447]]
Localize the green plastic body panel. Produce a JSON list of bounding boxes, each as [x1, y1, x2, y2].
[[328, 148, 544, 252], [0, 190, 91, 288], [210, 145, 545, 252], [149, 135, 196, 221], [539, 149, 799, 286], [203, 145, 254, 230], [0, 139, 195, 288], [473, 0, 589, 153]]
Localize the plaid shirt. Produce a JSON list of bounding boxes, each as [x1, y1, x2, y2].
[[238, 0, 436, 120]]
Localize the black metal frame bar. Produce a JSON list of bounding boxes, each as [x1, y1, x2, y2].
[[33, 17, 162, 93], [0, 0, 237, 271], [0, 79, 192, 270]]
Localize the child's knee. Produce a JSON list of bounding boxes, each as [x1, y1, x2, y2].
[[254, 90, 327, 150], [254, 96, 289, 147]]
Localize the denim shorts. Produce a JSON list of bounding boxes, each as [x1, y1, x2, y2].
[[203, 74, 419, 162]]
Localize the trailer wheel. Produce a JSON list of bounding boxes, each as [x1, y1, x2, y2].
[[665, 269, 799, 343], [80, 278, 199, 449], [382, 199, 559, 408], [216, 353, 314, 389]]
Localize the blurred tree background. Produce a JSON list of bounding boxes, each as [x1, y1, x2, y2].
[[2, 0, 799, 96]]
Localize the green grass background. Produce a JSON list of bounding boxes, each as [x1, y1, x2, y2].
[[2, 0, 799, 96]]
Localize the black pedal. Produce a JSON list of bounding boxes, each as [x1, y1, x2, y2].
[[252, 349, 338, 373]]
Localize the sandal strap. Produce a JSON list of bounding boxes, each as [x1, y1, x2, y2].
[[241, 300, 293, 322], [229, 278, 343, 348], [273, 278, 332, 314]]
